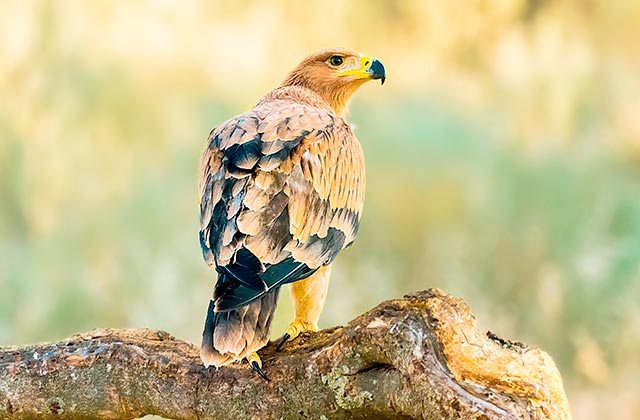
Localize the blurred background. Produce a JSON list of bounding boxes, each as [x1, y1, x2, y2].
[[1, 0, 639, 418]]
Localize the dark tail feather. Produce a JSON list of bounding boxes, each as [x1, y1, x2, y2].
[[214, 257, 316, 312], [201, 299, 229, 367], [200, 288, 280, 367]]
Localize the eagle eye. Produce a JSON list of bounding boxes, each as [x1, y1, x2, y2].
[[328, 55, 344, 67]]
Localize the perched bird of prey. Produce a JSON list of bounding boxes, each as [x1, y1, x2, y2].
[[198, 48, 385, 377]]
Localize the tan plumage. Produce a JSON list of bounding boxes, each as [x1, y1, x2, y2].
[[198, 48, 385, 369]]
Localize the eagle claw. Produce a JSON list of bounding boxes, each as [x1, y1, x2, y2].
[[250, 360, 270, 381], [247, 352, 270, 381], [275, 333, 291, 351]]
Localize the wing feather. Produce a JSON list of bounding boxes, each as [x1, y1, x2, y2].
[[198, 92, 365, 311]]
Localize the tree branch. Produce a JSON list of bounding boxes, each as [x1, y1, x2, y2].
[[0, 289, 571, 419]]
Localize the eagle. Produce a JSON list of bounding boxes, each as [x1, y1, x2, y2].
[[198, 48, 385, 378]]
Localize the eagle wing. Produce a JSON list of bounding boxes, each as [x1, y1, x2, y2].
[[198, 99, 365, 311]]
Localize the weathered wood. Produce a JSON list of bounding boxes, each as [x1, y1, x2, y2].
[[0, 289, 571, 419]]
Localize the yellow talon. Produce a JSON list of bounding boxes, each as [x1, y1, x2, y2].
[[285, 319, 319, 341], [246, 352, 269, 380], [246, 352, 262, 368], [276, 319, 318, 351]]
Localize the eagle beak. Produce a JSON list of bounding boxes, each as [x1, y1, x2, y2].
[[366, 59, 386, 85], [338, 56, 386, 85]]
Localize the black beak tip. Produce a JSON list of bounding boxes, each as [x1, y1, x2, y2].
[[369, 59, 386, 85]]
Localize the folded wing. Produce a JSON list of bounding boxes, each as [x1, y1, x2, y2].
[[198, 98, 365, 311]]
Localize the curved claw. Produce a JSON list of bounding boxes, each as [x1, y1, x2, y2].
[[275, 333, 291, 352], [246, 352, 270, 381], [250, 360, 270, 381], [277, 319, 318, 351]]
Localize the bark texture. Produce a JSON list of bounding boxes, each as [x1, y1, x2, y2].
[[0, 289, 571, 419]]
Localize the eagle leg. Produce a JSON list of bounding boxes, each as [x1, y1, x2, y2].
[[276, 265, 331, 351]]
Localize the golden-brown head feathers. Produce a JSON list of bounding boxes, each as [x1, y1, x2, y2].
[[281, 48, 385, 115]]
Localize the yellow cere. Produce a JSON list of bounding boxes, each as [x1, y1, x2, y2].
[[337, 55, 374, 79]]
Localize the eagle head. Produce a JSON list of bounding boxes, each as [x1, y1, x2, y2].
[[281, 48, 386, 114]]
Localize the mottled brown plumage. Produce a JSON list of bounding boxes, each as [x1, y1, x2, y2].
[[198, 48, 385, 370]]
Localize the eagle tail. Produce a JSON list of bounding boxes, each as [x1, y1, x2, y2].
[[200, 283, 280, 368]]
